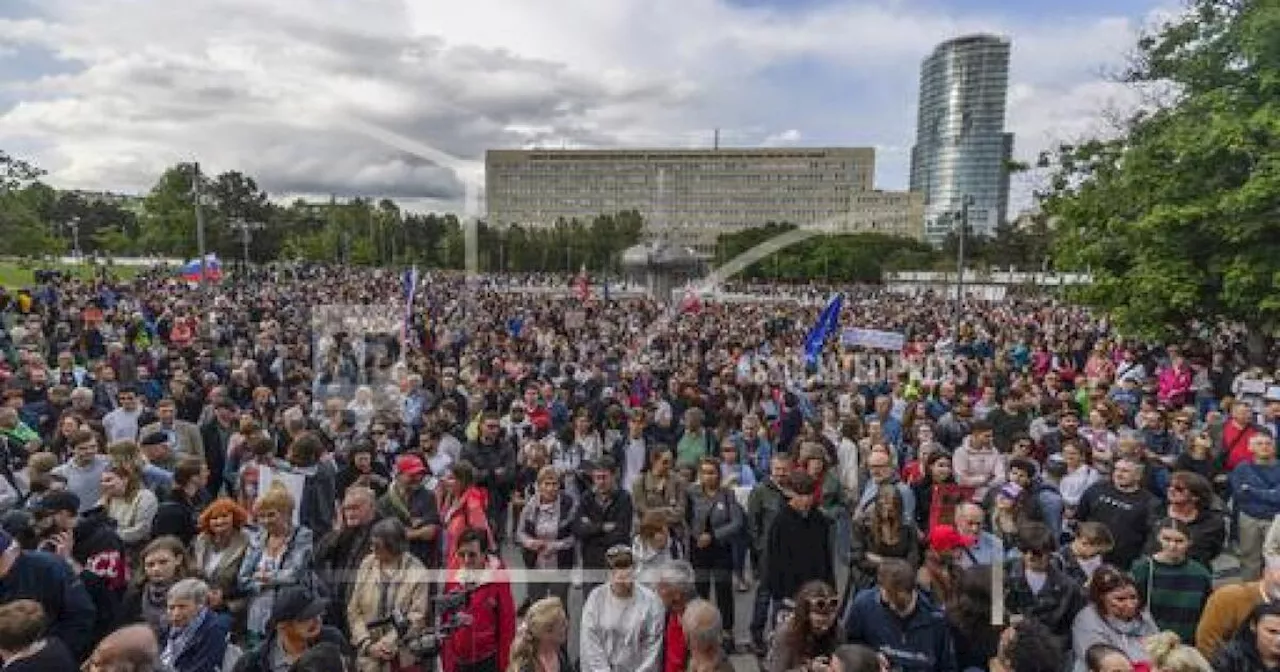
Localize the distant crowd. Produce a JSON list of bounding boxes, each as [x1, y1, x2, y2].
[[0, 266, 1277, 672]]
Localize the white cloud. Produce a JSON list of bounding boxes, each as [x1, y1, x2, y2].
[[761, 129, 803, 147], [0, 0, 1174, 216]]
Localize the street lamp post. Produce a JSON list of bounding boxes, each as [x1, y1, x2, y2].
[[229, 219, 265, 271], [66, 216, 81, 258], [951, 195, 973, 346], [191, 162, 208, 287]]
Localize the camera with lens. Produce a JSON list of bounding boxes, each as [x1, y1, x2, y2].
[[364, 585, 475, 659]]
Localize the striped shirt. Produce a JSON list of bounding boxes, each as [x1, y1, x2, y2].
[[1131, 556, 1213, 643]]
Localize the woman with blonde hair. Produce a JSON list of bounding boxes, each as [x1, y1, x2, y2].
[[1144, 631, 1211, 672], [507, 597, 569, 672], [237, 482, 315, 645]]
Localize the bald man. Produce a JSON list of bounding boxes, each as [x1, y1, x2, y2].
[[87, 624, 159, 672], [681, 600, 733, 672]]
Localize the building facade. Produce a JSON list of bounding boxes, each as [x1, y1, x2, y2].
[[909, 34, 1013, 244], [485, 147, 922, 255]]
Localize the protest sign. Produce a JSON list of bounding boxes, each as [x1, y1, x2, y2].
[[840, 328, 906, 351]]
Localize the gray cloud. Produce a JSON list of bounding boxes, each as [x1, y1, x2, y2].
[[0, 0, 1171, 216]]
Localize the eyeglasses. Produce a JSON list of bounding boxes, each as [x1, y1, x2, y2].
[[808, 596, 839, 613]]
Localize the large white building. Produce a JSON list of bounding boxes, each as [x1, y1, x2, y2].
[[485, 147, 923, 255]]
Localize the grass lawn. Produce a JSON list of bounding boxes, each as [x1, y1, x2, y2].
[[0, 260, 148, 288]]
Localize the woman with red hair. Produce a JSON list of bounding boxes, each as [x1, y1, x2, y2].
[[191, 498, 252, 633]]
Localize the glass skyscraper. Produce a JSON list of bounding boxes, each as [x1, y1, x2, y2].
[[909, 34, 1013, 244]]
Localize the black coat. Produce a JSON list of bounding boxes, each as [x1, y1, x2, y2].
[[462, 437, 517, 500], [198, 420, 230, 498], [152, 491, 199, 546], [765, 505, 834, 602], [231, 626, 351, 672], [0, 551, 97, 661], [573, 489, 634, 569]]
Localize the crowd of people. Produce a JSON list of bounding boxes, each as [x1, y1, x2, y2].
[[0, 265, 1278, 672]]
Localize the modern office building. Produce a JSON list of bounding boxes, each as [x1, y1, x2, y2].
[[909, 34, 1013, 244], [485, 147, 924, 255]]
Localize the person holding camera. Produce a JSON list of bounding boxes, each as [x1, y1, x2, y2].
[[348, 519, 431, 672], [440, 528, 516, 672]]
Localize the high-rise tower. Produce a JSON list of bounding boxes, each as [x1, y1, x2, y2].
[[909, 34, 1013, 244]]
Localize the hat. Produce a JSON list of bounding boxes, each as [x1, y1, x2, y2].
[[139, 431, 169, 447], [268, 586, 327, 627], [29, 491, 80, 515], [927, 525, 976, 552], [395, 454, 426, 478], [998, 482, 1024, 500]]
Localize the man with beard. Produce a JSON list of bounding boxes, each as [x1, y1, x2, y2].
[[231, 587, 350, 672], [376, 455, 441, 569], [316, 486, 381, 634], [461, 412, 516, 544]]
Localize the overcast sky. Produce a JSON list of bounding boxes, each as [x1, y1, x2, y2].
[[0, 0, 1173, 215]]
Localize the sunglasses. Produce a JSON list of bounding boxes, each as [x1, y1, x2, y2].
[[809, 597, 839, 613]]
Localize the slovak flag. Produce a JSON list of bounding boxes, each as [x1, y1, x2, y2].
[[179, 254, 222, 282]]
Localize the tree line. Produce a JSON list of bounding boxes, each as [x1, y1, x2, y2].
[[0, 152, 1055, 281], [0, 158, 645, 272]]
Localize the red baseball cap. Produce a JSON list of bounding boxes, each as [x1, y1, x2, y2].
[[928, 524, 977, 552], [395, 455, 426, 478]]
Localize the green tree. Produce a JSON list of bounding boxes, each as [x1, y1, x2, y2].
[[1041, 0, 1280, 344]]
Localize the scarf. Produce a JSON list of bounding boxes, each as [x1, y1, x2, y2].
[[161, 608, 209, 669]]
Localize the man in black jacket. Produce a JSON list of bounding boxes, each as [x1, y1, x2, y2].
[[151, 456, 209, 545], [198, 399, 237, 497], [747, 453, 792, 653], [1004, 523, 1085, 647], [1075, 456, 1160, 569], [232, 587, 352, 672], [765, 471, 834, 613], [574, 456, 634, 596], [462, 411, 517, 543], [317, 485, 382, 633], [0, 529, 97, 660]]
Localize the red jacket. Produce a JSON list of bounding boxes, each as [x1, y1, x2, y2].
[[440, 556, 516, 672], [440, 485, 493, 564]]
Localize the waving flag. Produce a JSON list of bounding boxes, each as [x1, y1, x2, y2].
[[804, 293, 844, 365], [402, 266, 419, 348], [179, 254, 222, 283]]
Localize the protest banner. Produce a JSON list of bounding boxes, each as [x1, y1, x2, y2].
[[840, 327, 906, 351]]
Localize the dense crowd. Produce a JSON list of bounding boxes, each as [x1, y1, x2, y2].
[[0, 265, 1278, 672]]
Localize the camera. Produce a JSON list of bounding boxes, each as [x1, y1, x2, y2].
[[363, 585, 476, 659]]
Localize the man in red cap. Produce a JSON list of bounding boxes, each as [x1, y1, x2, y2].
[[376, 454, 441, 568]]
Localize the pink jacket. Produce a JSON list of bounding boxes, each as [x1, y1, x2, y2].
[[1157, 366, 1192, 405]]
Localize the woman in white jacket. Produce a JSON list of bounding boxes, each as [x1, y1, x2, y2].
[[1059, 440, 1102, 513]]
